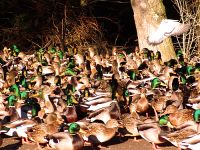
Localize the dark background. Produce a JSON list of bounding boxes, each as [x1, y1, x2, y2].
[[0, 0, 179, 50]]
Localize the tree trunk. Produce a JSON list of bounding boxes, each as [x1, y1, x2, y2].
[[197, 1, 200, 54], [131, 0, 177, 62]]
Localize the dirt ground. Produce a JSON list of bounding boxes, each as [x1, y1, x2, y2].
[[0, 135, 177, 150]]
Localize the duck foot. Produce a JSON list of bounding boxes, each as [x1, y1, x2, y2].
[[21, 137, 33, 145], [123, 134, 141, 142], [35, 142, 43, 150], [115, 133, 125, 142], [132, 136, 141, 142], [177, 144, 181, 150], [197, 123, 200, 133], [152, 107, 159, 122], [44, 144, 52, 150], [152, 143, 161, 150], [84, 141, 92, 146], [97, 145, 110, 149]]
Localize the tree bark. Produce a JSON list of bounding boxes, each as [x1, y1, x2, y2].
[[131, 0, 177, 62], [197, 1, 200, 54]]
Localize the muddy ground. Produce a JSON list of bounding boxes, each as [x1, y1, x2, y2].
[[0, 135, 176, 150]]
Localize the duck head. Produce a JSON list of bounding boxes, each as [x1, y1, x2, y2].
[[57, 50, 64, 60], [10, 45, 20, 57], [25, 99, 41, 117], [151, 78, 166, 89], [9, 84, 20, 98], [36, 48, 45, 63], [141, 48, 154, 61], [54, 76, 62, 87], [36, 65, 43, 76], [68, 123, 80, 134], [127, 70, 137, 81], [159, 115, 169, 126], [193, 109, 200, 123], [7, 95, 17, 107], [66, 94, 78, 106]]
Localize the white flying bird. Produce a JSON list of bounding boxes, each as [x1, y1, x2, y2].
[[147, 19, 190, 45]]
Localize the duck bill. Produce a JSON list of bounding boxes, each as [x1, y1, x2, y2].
[[160, 82, 167, 87], [166, 122, 174, 128], [29, 93, 39, 98], [79, 128, 87, 134]]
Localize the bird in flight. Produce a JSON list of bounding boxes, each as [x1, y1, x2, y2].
[[147, 19, 190, 45]]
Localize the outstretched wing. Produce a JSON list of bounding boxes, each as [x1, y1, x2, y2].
[[170, 23, 190, 36], [147, 19, 190, 45]]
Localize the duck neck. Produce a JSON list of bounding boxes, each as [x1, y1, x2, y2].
[[13, 85, 20, 98], [43, 93, 54, 113], [35, 76, 42, 87]]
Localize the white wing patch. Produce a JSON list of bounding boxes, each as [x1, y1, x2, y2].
[[147, 19, 190, 45]]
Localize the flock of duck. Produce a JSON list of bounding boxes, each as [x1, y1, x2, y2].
[[1, 44, 200, 150]]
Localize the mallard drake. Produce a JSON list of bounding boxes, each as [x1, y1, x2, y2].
[[87, 101, 121, 124], [151, 77, 166, 89], [10, 45, 21, 57], [6, 98, 39, 121], [9, 84, 21, 99], [186, 103, 200, 110], [160, 121, 198, 149], [79, 88, 112, 111], [82, 95, 112, 106], [159, 108, 200, 133], [166, 109, 194, 128], [80, 119, 120, 144], [23, 98, 41, 118], [56, 49, 64, 61], [49, 123, 84, 150], [17, 66, 29, 90]]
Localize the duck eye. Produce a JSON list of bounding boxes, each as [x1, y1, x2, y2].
[[52, 137, 59, 143]]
